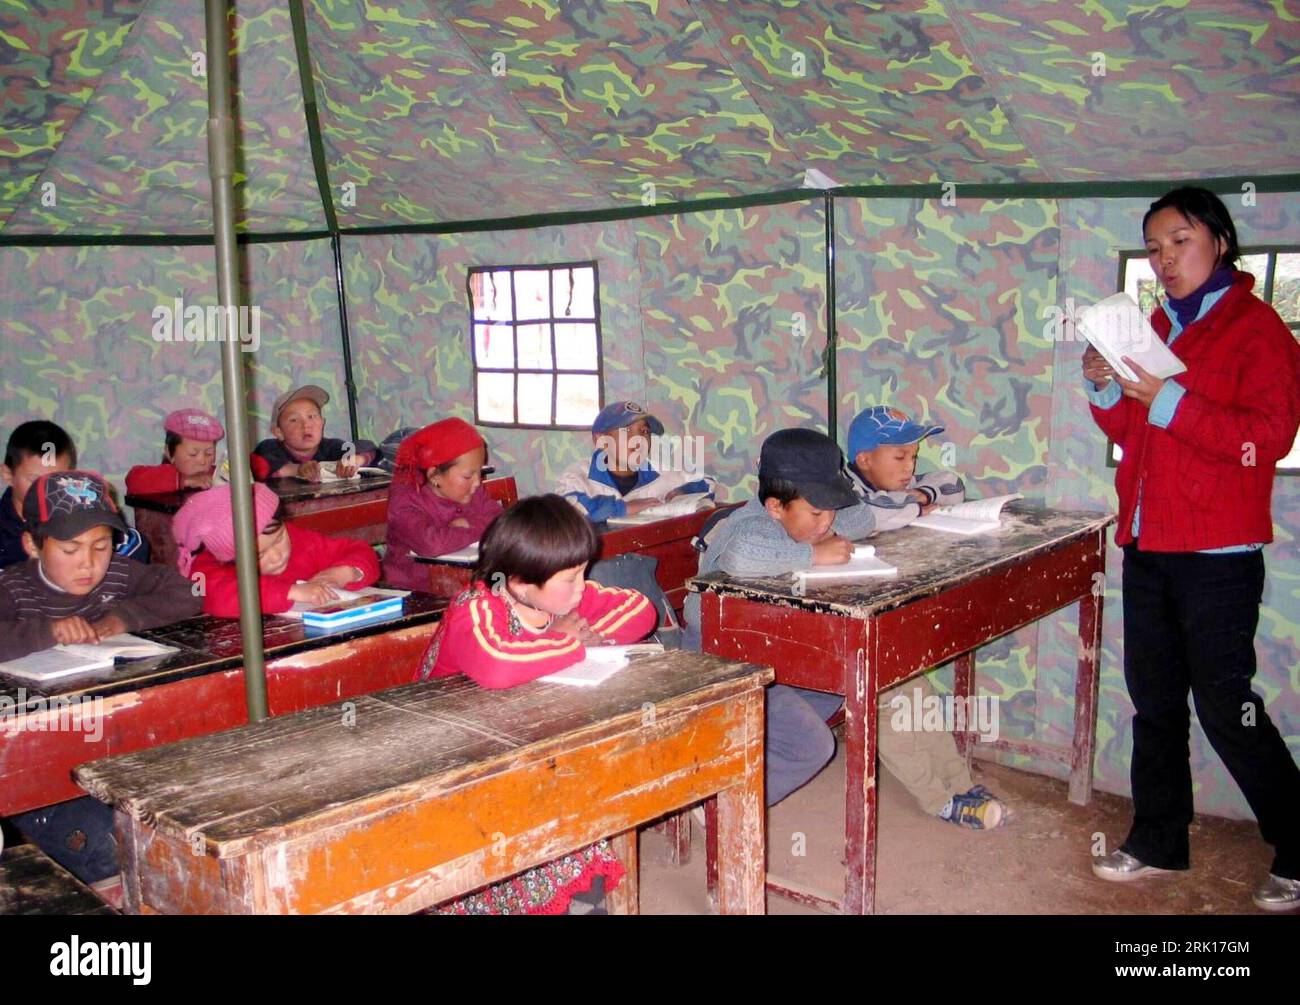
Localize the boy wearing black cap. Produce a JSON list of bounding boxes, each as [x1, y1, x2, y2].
[[685, 429, 1007, 827], [684, 428, 874, 804], [0, 470, 199, 661]]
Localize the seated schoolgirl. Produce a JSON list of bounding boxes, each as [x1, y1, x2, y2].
[[125, 409, 225, 495], [173, 483, 380, 617], [416, 493, 657, 688], [382, 418, 502, 590], [416, 493, 656, 913]]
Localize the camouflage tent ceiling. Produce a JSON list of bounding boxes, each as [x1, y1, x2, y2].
[[2, 0, 1298, 236]]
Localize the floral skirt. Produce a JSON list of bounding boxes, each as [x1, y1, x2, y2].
[[438, 838, 625, 915]]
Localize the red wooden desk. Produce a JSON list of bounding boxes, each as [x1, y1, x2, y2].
[[689, 504, 1113, 914], [418, 504, 739, 609], [74, 652, 773, 915], [0, 594, 445, 817]]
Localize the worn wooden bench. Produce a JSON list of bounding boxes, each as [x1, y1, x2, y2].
[[0, 845, 115, 915], [74, 650, 772, 915]]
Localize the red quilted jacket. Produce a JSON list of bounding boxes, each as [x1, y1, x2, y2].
[[1089, 273, 1300, 551]]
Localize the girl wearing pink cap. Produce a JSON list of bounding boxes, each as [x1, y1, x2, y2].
[[382, 418, 503, 590], [173, 484, 380, 617], [125, 409, 225, 495]]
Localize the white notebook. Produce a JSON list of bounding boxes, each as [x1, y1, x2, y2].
[[540, 642, 664, 687], [605, 492, 712, 525], [1075, 292, 1187, 382], [0, 634, 179, 683], [912, 494, 1022, 535], [424, 542, 479, 564], [794, 545, 897, 586]]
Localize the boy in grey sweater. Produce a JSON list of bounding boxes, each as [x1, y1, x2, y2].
[[685, 428, 1006, 827]]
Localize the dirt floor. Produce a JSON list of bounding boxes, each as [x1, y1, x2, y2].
[[638, 749, 1283, 915]]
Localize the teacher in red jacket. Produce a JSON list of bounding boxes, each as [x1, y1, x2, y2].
[[1083, 187, 1300, 912]]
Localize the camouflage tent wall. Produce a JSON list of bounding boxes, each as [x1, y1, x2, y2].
[[2, 1, 1298, 820]]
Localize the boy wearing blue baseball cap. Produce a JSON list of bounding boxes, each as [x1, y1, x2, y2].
[[846, 405, 965, 530], [555, 401, 715, 522]]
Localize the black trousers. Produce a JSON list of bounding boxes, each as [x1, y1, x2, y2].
[[1120, 545, 1300, 878]]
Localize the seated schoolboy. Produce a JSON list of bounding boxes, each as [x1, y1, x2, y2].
[[382, 418, 503, 590], [1, 420, 149, 569], [250, 384, 376, 482], [845, 405, 964, 531], [555, 401, 715, 522], [173, 483, 380, 617], [416, 493, 657, 689], [685, 428, 1006, 828], [125, 408, 225, 495], [0, 470, 200, 661]]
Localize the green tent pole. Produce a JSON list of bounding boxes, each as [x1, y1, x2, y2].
[[823, 192, 838, 437], [205, 0, 267, 722]]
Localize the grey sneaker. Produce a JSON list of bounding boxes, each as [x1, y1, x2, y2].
[[1252, 873, 1300, 912], [1091, 849, 1177, 882]]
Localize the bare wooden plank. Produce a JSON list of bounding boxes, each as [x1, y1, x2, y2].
[[0, 846, 115, 915]]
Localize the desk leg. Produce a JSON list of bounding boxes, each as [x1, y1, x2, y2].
[[1070, 555, 1104, 805], [953, 653, 977, 771], [844, 633, 878, 915], [607, 830, 640, 915], [663, 811, 691, 865], [704, 797, 719, 909], [715, 690, 766, 915]]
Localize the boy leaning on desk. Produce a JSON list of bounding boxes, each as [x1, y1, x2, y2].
[[684, 426, 1006, 829]]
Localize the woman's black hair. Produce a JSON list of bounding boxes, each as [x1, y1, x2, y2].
[[474, 493, 598, 588], [1143, 187, 1240, 269], [164, 431, 182, 458]]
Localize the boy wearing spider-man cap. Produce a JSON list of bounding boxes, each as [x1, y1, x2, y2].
[[846, 405, 965, 531], [0, 470, 199, 661]]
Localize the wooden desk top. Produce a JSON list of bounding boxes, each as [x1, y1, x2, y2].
[[74, 650, 772, 857], [126, 473, 393, 514], [0, 592, 446, 712], [688, 503, 1113, 617]]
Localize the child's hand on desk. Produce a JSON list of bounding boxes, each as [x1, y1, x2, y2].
[[289, 581, 340, 606], [624, 498, 661, 516], [553, 612, 605, 646], [92, 614, 128, 640], [183, 473, 214, 490], [336, 459, 358, 479], [308, 566, 361, 589], [297, 460, 322, 482], [51, 616, 100, 645], [812, 535, 854, 565]]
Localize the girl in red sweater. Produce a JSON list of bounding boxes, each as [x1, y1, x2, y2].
[[415, 494, 656, 914], [173, 483, 380, 617], [125, 409, 225, 495], [1084, 188, 1300, 912]]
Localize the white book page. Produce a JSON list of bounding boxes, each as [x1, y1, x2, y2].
[[605, 492, 711, 525], [1076, 293, 1187, 382], [283, 587, 409, 618], [795, 545, 897, 582], [925, 493, 1023, 524], [425, 542, 479, 564]]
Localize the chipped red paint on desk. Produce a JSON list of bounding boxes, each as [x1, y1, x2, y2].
[[689, 503, 1114, 915], [0, 593, 446, 817]]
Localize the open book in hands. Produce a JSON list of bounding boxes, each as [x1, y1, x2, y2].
[[911, 494, 1023, 535], [1075, 293, 1187, 383]]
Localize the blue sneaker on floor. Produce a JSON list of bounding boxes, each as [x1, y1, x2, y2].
[[940, 785, 1006, 830]]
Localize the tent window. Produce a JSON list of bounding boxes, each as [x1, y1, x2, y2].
[[466, 262, 604, 429], [1107, 247, 1300, 474]]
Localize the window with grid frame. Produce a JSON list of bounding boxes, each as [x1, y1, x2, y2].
[[467, 262, 604, 429], [1109, 247, 1300, 473]]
